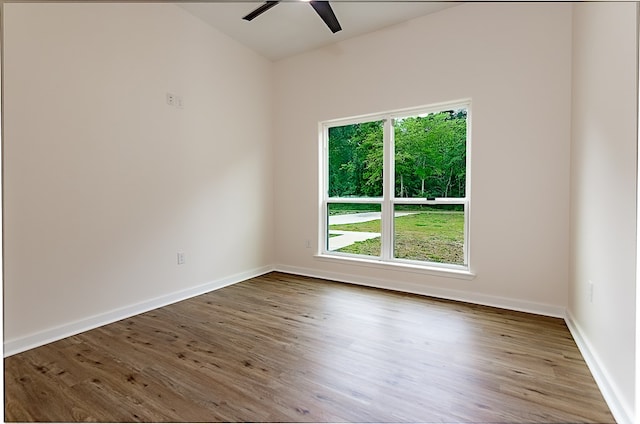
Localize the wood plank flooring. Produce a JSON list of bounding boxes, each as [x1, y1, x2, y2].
[[5, 272, 614, 422]]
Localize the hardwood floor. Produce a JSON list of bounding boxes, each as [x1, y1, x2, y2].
[[5, 272, 614, 422]]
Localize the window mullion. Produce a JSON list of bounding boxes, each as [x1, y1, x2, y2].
[[381, 117, 394, 260]]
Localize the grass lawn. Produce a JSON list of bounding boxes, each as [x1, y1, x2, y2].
[[329, 211, 464, 265]]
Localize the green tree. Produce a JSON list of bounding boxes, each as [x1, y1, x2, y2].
[[328, 110, 466, 199], [328, 120, 383, 197], [394, 110, 466, 198], [356, 121, 383, 197]]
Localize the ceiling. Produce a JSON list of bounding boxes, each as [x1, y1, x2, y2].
[[178, 2, 458, 61]]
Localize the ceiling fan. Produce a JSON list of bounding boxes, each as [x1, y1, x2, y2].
[[243, 1, 342, 34]]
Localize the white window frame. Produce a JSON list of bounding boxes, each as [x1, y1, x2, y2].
[[318, 99, 472, 276]]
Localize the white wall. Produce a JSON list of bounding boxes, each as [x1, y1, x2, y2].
[[3, 2, 636, 420], [569, 3, 637, 422], [3, 3, 274, 351], [273, 3, 573, 315]]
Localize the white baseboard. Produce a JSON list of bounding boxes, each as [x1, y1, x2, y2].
[[565, 311, 634, 424], [3, 265, 273, 358], [273, 264, 566, 318]]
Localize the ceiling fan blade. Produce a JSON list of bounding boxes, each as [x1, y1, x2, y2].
[[243, 1, 279, 21], [309, 1, 342, 33]]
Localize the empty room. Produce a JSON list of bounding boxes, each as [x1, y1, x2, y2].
[[2, 1, 637, 423]]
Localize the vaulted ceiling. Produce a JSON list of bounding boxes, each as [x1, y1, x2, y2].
[[178, 2, 458, 61]]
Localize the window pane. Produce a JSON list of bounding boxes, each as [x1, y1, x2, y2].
[[394, 204, 465, 265], [328, 121, 384, 197], [327, 203, 381, 257], [394, 109, 467, 198]]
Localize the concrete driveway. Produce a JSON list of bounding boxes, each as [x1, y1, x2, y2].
[[327, 211, 415, 251]]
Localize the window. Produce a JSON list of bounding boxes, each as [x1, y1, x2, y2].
[[320, 100, 470, 271]]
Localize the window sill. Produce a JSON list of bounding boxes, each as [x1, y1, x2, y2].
[[314, 254, 476, 281]]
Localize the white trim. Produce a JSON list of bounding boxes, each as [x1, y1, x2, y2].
[[3, 265, 273, 358], [318, 121, 328, 253], [392, 197, 466, 204], [322, 112, 388, 129], [388, 99, 472, 121], [326, 197, 383, 204], [327, 198, 465, 205], [382, 117, 393, 260], [464, 103, 472, 268], [315, 252, 473, 279], [566, 311, 634, 424], [322, 99, 472, 128], [274, 263, 565, 318]]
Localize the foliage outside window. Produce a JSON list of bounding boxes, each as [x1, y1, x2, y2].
[[321, 101, 470, 270]]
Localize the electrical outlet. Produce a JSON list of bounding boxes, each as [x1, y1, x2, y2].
[[166, 93, 175, 106], [305, 239, 311, 249], [177, 252, 185, 265]]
